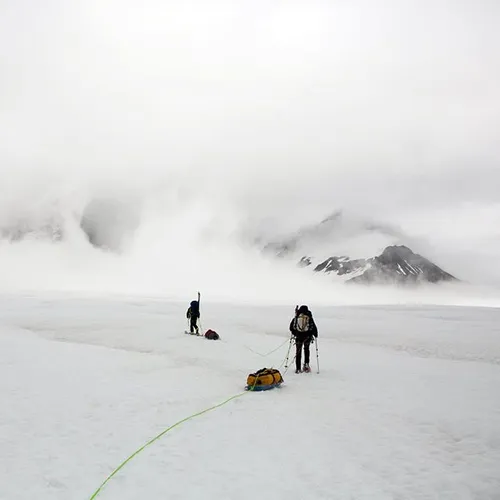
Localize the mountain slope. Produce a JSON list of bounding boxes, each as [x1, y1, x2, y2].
[[349, 245, 457, 284], [263, 212, 458, 285], [309, 245, 457, 284]]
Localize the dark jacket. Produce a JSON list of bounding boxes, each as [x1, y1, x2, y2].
[[289, 305, 318, 338], [186, 301, 200, 319]]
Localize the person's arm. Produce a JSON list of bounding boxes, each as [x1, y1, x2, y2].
[[310, 317, 318, 337]]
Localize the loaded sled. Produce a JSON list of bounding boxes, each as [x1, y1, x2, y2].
[[245, 368, 283, 391]]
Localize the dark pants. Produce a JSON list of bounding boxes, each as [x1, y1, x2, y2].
[[190, 316, 199, 333], [295, 335, 312, 370]]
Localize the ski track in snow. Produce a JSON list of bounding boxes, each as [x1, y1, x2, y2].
[[1, 295, 500, 500]]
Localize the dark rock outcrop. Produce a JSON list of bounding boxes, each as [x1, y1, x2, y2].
[[313, 256, 367, 276]]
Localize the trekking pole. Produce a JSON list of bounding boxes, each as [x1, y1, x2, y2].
[[284, 354, 296, 375], [284, 335, 293, 369], [314, 337, 320, 374]]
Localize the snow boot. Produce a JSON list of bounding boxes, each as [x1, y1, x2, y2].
[[303, 364, 311, 373]]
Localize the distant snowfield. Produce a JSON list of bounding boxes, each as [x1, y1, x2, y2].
[[1, 294, 500, 500]]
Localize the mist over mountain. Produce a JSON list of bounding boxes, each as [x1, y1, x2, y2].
[[260, 211, 457, 285], [0, 0, 499, 303]]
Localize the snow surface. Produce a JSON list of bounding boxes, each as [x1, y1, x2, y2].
[[2, 294, 500, 500]]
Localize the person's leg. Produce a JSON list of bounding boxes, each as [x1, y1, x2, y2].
[[295, 339, 303, 372], [303, 339, 311, 369], [190, 317, 197, 333]]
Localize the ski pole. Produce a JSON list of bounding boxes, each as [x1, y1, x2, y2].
[[315, 337, 320, 374]]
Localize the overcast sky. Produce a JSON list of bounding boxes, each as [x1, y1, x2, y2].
[[1, 0, 499, 289]]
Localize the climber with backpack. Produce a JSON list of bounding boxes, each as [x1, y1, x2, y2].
[[186, 299, 200, 335], [289, 305, 318, 373]]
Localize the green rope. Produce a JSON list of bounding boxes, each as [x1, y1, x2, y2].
[[88, 339, 289, 498], [89, 391, 248, 499], [243, 338, 289, 357]]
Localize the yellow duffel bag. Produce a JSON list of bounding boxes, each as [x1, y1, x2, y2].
[[246, 368, 283, 391]]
